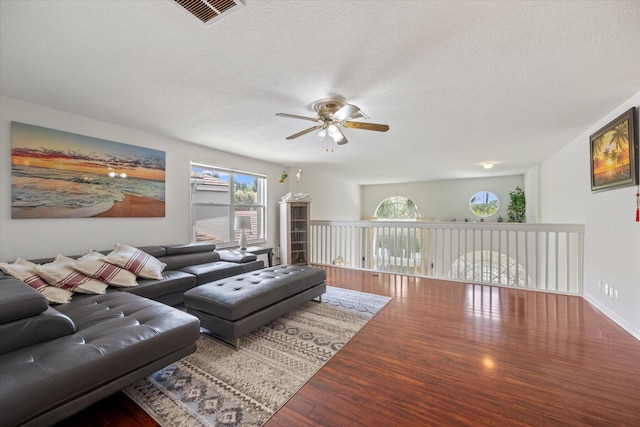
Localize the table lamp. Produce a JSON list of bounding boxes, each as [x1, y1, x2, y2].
[[234, 216, 251, 250]]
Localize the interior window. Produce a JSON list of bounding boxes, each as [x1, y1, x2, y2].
[[469, 191, 499, 218], [374, 196, 420, 219], [372, 196, 422, 273]]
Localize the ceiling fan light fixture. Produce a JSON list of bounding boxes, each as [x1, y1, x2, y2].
[[276, 98, 389, 150], [327, 124, 344, 143]]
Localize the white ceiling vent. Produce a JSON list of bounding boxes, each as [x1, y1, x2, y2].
[[171, 0, 245, 27]]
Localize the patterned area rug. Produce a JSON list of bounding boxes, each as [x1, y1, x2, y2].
[[124, 286, 391, 427]]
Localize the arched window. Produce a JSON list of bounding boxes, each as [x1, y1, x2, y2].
[[374, 196, 420, 219], [372, 196, 422, 273]]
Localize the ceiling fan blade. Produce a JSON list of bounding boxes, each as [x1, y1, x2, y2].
[[286, 125, 323, 140], [276, 113, 319, 123], [342, 121, 390, 132], [333, 104, 360, 121], [336, 133, 349, 145], [349, 111, 369, 120]]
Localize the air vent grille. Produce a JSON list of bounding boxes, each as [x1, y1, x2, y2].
[[172, 0, 244, 26], [207, 0, 235, 13]]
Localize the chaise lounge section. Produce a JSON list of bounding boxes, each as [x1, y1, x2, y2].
[[0, 277, 200, 427]]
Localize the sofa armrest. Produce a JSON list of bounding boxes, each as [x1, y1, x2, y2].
[[0, 306, 76, 355], [217, 249, 258, 263], [0, 279, 48, 324]]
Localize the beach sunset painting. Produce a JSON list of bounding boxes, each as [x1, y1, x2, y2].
[[11, 122, 166, 218], [589, 108, 637, 192]]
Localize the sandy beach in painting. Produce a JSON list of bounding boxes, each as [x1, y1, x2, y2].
[[12, 194, 164, 218], [93, 194, 165, 217]]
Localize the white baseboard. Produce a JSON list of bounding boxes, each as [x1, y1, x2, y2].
[[584, 293, 640, 341]]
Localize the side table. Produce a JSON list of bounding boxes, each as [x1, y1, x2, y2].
[[244, 246, 274, 267]]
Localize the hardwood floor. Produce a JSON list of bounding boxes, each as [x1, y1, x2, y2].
[[57, 267, 640, 426]]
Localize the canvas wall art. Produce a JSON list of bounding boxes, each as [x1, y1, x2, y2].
[[11, 122, 166, 218], [589, 107, 638, 192]]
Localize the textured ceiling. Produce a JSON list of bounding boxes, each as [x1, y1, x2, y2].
[[1, 0, 640, 184]]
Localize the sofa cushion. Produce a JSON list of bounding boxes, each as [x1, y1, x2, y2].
[[0, 278, 49, 324], [179, 261, 255, 286], [103, 244, 166, 280], [122, 270, 196, 300], [133, 245, 167, 258], [165, 242, 216, 255], [159, 251, 220, 271], [72, 251, 138, 287], [0, 259, 74, 304], [36, 255, 109, 295], [0, 306, 76, 355]]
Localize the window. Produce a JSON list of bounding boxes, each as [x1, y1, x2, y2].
[[469, 191, 499, 218], [190, 162, 266, 246], [372, 196, 422, 273], [374, 196, 420, 219]]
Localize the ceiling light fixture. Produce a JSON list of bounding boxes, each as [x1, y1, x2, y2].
[[482, 162, 495, 169], [327, 124, 344, 143], [276, 99, 390, 152], [317, 123, 345, 152]]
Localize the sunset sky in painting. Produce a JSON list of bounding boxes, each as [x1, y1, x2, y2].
[[11, 122, 165, 181]]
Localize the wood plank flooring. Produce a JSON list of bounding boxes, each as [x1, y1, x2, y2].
[[57, 267, 640, 426]]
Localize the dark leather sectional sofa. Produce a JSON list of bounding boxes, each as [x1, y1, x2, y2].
[[0, 242, 264, 427]]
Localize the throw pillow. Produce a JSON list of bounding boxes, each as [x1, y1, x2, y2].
[[73, 250, 138, 287], [0, 258, 74, 304], [36, 255, 108, 294], [102, 244, 166, 280]]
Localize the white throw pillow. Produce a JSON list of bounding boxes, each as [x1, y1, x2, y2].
[[36, 254, 108, 294], [102, 244, 166, 280], [0, 258, 74, 304], [73, 250, 138, 287]]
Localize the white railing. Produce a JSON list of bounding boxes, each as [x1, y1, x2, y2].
[[310, 220, 585, 295]]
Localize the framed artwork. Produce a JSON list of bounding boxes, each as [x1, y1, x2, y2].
[[11, 122, 166, 218], [590, 107, 638, 192]]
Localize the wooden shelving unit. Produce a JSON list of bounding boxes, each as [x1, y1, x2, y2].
[[279, 201, 310, 265]]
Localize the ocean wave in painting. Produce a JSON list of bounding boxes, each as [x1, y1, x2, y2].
[[12, 165, 165, 216]]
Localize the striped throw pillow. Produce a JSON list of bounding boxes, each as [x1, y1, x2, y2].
[[73, 251, 138, 287], [36, 255, 108, 295], [0, 259, 74, 304], [102, 244, 166, 280]]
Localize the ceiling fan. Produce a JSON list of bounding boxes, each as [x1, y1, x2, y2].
[[275, 99, 389, 150]]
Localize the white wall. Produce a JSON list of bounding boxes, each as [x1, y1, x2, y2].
[[524, 165, 540, 223], [284, 167, 361, 221], [361, 175, 524, 221], [535, 91, 640, 339], [0, 97, 288, 261]]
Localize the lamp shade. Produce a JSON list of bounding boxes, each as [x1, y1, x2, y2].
[[234, 216, 251, 230]]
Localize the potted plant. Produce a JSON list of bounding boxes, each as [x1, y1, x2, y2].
[[507, 186, 526, 222]]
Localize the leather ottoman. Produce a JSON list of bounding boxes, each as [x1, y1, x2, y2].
[[183, 265, 326, 349]]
